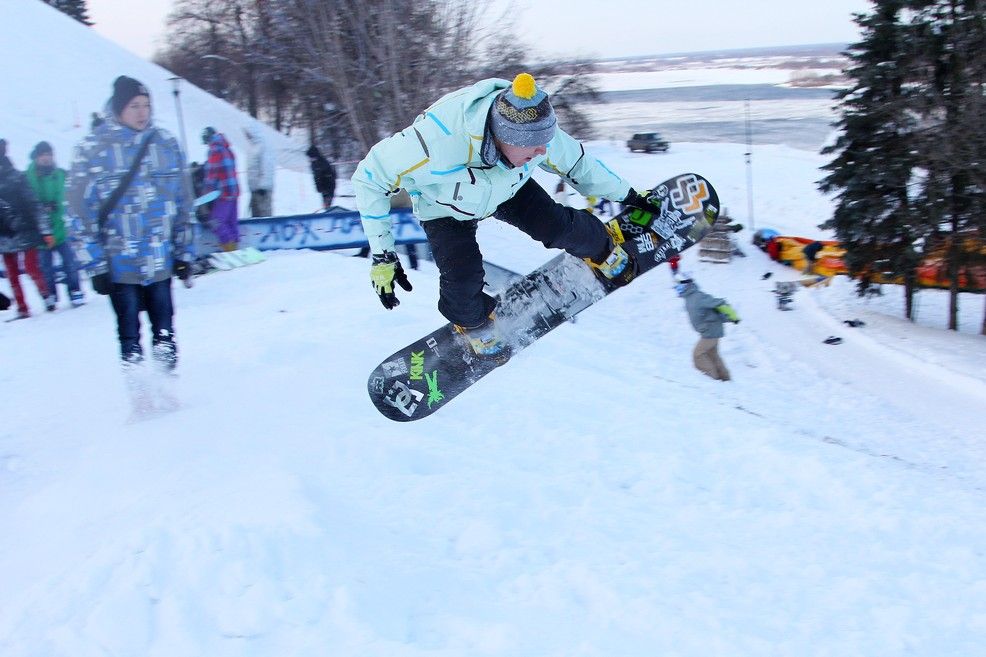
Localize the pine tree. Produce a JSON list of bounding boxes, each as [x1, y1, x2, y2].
[[42, 0, 93, 26], [819, 0, 925, 317], [905, 0, 986, 331]]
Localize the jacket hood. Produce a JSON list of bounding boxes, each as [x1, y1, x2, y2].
[[427, 78, 511, 168]]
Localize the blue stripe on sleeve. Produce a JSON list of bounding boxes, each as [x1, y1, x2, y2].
[[430, 165, 466, 175], [595, 159, 619, 179], [426, 112, 451, 135]]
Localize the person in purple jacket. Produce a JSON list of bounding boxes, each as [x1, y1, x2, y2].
[[202, 126, 240, 251]]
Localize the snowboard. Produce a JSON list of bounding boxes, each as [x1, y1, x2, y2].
[[194, 189, 221, 207], [368, 172, 719, 422]]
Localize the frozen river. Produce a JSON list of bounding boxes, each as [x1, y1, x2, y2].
[[587, 84, 840, 152]]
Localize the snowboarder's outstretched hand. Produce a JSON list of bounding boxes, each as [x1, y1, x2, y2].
[[370, 251, 413, 310], [622, 188, 662, 214]]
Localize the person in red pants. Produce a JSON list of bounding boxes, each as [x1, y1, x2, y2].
[[0, 139, 52, 318]]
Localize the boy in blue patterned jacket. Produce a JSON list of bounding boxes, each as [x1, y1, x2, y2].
[[68, 76, 194, 380]]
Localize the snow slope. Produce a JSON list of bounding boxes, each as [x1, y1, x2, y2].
[[3, 3, 986, 656], [3, 139, 985, 655]]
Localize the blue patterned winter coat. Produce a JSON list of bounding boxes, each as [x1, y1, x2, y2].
[[67, 111, 194, 285]]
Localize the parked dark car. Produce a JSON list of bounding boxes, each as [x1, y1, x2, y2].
[[627, 132, 669, 153]]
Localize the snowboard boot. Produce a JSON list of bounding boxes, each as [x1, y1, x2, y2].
[[585, 219, 638, 289], [453, 313, 510, 362]]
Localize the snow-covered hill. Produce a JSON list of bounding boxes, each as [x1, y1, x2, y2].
[[0, 0, 321, 217], [2, 3, 986, 656]]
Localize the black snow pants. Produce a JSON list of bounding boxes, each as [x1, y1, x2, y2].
[[421, 178, 611, 328]]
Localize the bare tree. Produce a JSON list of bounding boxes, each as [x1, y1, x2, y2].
[[154, 0, 602, 164]]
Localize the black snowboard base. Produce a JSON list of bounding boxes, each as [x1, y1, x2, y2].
[[368, 173, 719, 421]]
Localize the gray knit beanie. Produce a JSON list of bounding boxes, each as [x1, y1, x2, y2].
[[490, 73, 557, 147]]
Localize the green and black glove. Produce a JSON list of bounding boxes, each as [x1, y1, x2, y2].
[[717, 303, 740, 323], [370, 251, 413, 310], [622, 188, 663, 214]]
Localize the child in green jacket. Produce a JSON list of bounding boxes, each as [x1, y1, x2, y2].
[[26, 141, 84, 308]]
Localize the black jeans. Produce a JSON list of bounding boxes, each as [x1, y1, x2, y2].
[[422, 178, 610, 327], [109, 278, 176, 369]]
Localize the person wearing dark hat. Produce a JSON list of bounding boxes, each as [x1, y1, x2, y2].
[[306, 145, 337, 209], [0, 140, 53, 318], [674, 274, 740, 382], [26, 141, 84, 308], [67, 76, 195, 415], [353, 73, 663, 359]]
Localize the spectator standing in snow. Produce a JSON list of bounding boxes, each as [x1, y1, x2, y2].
[[675, 274, 739, 382], [0, 138, 53, 319], [306, 145, 336, 209], [26, 141, 84, 308], [244, 126, 274, 217], [202, 126, 240, 251], [67, 76, 194, 378], [188, 161, 212, 223]]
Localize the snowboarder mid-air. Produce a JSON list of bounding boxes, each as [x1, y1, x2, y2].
[[353, 73, 666, 358]]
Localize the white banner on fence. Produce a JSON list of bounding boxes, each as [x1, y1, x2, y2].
[[195, 208, 427, 254]]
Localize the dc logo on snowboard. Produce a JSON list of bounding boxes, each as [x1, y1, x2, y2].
[[383, 380, 425, 417]]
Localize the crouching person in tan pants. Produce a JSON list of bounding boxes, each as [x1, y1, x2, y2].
[[675, 275, 740, 381]]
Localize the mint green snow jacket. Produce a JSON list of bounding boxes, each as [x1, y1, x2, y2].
[[353, 78, 632, 254]]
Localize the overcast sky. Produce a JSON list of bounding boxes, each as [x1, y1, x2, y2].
[[86, 0, 873, 61]]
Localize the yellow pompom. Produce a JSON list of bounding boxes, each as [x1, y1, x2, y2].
[[512, 73, 537, 100]]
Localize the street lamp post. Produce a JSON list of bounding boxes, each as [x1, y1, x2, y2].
[[744, 99, 755, 233], [168, 76, 189, 157]]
